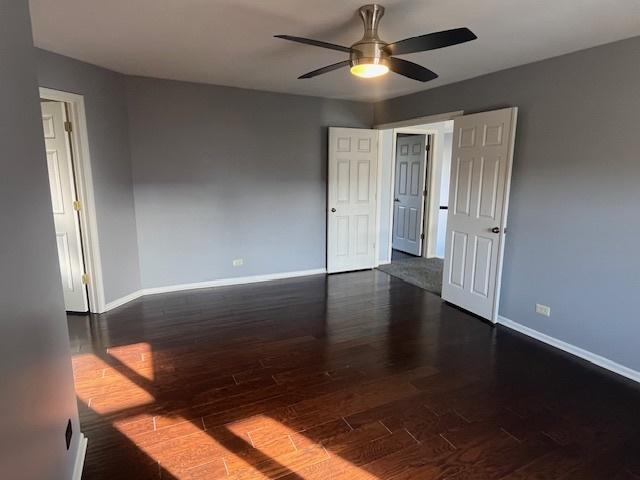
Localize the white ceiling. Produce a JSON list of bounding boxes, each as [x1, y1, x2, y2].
[[29, 0, 640, 102]]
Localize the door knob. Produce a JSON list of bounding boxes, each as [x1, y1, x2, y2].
[[491, 227, 500, 234], [331, 208, 336, 213]]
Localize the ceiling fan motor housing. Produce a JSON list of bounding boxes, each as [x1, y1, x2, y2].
[[350, 4, 389, 68]]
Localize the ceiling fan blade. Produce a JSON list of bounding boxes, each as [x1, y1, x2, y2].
[[299, 60, 351, 79], [387, 57, 438, 82], [274, 35, 352, 53], [384, 27, 477, 56]]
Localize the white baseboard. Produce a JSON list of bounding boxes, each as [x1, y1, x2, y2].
[[101, 268, 326, 312], [498, 315, 640, 385], [72, 434, 87, 480], [143, 268, 326, 296], [102, 289, 144, 313]]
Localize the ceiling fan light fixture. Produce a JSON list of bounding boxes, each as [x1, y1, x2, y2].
[[276, 4, 476, 82], [350, 62, 389, 78]]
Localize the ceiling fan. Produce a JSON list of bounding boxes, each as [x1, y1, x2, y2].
[[275, 4, 476, 82]]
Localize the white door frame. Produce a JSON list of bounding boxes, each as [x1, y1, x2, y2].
[[374, 111, 464, 130], [375, 111, 463, 263], [39, 87, 105, 313]]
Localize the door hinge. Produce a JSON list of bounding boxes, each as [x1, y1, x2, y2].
[[425, 144, 430, 152], [421, 233, 425, 239], [64, 121, 73, 132], [423, 189, 428, 196], [81, 274, 90, 285], [73, 200, 81, 212]]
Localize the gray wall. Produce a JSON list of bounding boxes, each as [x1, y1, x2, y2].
[[36, 49, 141, 304], [375, 36, 640, 372], [0, 1, 81, 478], [126, 76, 373, 288]]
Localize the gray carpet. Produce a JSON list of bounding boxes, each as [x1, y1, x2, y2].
[[377, 251, 444, 295]]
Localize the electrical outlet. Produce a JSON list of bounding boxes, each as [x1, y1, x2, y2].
[[535, 304, 551, 317], [232, 258, 243, 267], [65, 419, 72, 450]]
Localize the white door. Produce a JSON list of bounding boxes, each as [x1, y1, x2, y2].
[[327, 128, 378, 273], [41, 101, 88, 312], [392, 134, 427, 256], [442, 107, 518, 322]]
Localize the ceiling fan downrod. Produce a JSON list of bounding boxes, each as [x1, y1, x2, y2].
[[350, 4, 389, 70]]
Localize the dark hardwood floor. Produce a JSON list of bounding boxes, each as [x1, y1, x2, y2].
[[68, 270, 640, 480]]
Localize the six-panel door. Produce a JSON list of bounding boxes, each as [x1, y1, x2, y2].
[[392, 134, 426, 256], [442, 108, 517, 321], [327, 128, 378, 273]]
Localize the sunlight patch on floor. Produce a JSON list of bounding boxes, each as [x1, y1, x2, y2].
[[73, 343, 381, 478], [114, 412, 378, 479], [74, 351, 155, 414], [107, 342, 155, 380]]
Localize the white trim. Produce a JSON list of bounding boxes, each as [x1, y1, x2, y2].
[[387, 130, 398, 261], [422, 133, 434, 257], [103, 289, 144, 312], [72, 434, 88, 480], [39, 87, 106, 314], [498, 316, 640, 384], [374, 110, 464, 130], [375, 130, 384, 267], [102, 269, 327, 312], [144, 268, 326, 296]]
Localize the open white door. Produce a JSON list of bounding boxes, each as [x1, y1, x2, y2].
[[41, 101, 89, 312], [392, 134, 427, 256], [327, 127, 378, 273], [442, 107, 518, 322]]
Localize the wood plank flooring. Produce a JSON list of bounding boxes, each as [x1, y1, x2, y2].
[[67, 270, 640, 479]]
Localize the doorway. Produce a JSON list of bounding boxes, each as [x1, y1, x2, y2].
[[376, 108, 518, 323], [39, 88, 104, 313], [378, 120, 455, 296], [41, 99, 88, 312]]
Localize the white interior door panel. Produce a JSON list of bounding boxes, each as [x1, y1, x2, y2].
[[442, 108, 518, 322], [327, 128, 378, 273], [41, 101, 88, 312]]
